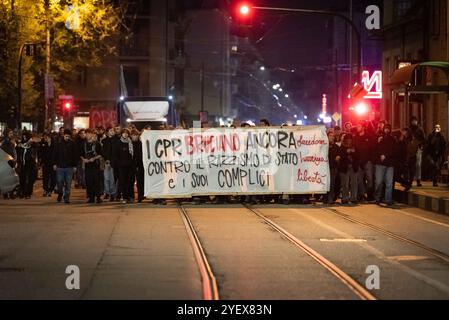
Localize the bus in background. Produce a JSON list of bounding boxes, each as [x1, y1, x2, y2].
[[118, 97, 176, 130]]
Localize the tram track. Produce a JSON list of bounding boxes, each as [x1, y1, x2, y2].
[[320, 206, 449, 265], [178, 205, 219, 300], [243, 204, 377, 301]]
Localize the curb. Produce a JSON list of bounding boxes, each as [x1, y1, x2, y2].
[[394, 189, 449, 216]]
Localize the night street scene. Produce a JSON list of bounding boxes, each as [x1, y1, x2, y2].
[[1, 0, 449, 314]]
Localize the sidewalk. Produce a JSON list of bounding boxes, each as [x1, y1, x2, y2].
[[394, 181, 449, 216]]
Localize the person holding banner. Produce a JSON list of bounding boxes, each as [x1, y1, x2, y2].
[[327, 131, 340, 204], [131, 130, 145, 203], [112, 128, 135, 204]]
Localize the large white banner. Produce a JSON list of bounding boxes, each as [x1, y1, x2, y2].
[[142, 126, 330, 198]]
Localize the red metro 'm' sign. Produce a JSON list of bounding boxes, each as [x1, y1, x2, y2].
[[362, 71, 382, 99]]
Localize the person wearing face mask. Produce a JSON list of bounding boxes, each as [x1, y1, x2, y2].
[[426, 124, 447, 187], [374, 124, 397, 206], [409, 117, 426, 187], [52, 129, 79, 204]]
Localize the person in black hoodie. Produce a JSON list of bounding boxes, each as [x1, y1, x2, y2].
[[327, 131, 340, 204], [113, 128, 134, 204], [101, 127, 117, 201], [131, 129, 145, 203], [426, 124, 447, 187], [374, 124, 397, 206], [39, 132, 56, 197], [16, 132, 39, 199], [53, 129, 79, 204], [80, 129, 103, 204], [337, 134, 359, 204], [354, 122, 375, 201]]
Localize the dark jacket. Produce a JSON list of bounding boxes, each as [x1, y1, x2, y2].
[[354, 133, 375, 165], [113, 139, 134, 167], [409, 124, 426, 147], [374, 134, 397, 167], [38, 139, 55, 167], [52, 139, 79, 168], [337, 145, 360, 173], [426, 132, 446, 160], [132, 140, 143, 169], [80, 141, 103, 170], [16, 142, 38, 172], [101, 136, 115, 161], [328, 143, 340, 169]]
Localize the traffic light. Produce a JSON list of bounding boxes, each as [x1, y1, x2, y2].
[[64, 101, 73, 112], [230, 2, 253, 27]]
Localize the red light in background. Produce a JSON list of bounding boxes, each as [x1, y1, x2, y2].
[[354, 102, 368, 115], [239, 4, 250, 15], [64, 102, 72, 110]]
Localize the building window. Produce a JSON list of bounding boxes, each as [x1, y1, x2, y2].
[[393, 0, 412, 19]]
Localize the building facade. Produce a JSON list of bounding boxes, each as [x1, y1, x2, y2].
[[67, 0, 180, 128], [382, 0, 449, 137]]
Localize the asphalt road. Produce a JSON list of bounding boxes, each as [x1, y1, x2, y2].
[[1, 186, 449, 300]]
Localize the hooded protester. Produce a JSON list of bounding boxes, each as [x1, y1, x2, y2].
[[80, 129, 103, 204], [409, 116, 426, 187], [426, 124, 447, 187], [75, 129, 87, 189], [101, 127, 117, 201], [327, 131, 341, 204], [39, 132, 57, 197], [16, 132, 39, 199], [374, 124, 397, 206], [337, 134, 359, 204], [113, 128, 134, 204], [53, 129, 79, 204], [354, 121, 375, 201]]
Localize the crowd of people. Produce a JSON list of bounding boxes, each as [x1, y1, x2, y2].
[[0, 117, 448, 206]]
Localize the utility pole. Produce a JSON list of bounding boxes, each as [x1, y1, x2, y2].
[[44, 0, 51, 131], [349, 0, 353, 87]]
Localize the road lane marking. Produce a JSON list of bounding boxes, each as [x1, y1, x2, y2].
[[245, 205, 377, 301], [391, 209, 449, 229], [320, 239, 367, 243], [289, 208, 449, 297], [388, 256, 430, 262], [179, 206, 219, 301], [322, 207, 449, 265]]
